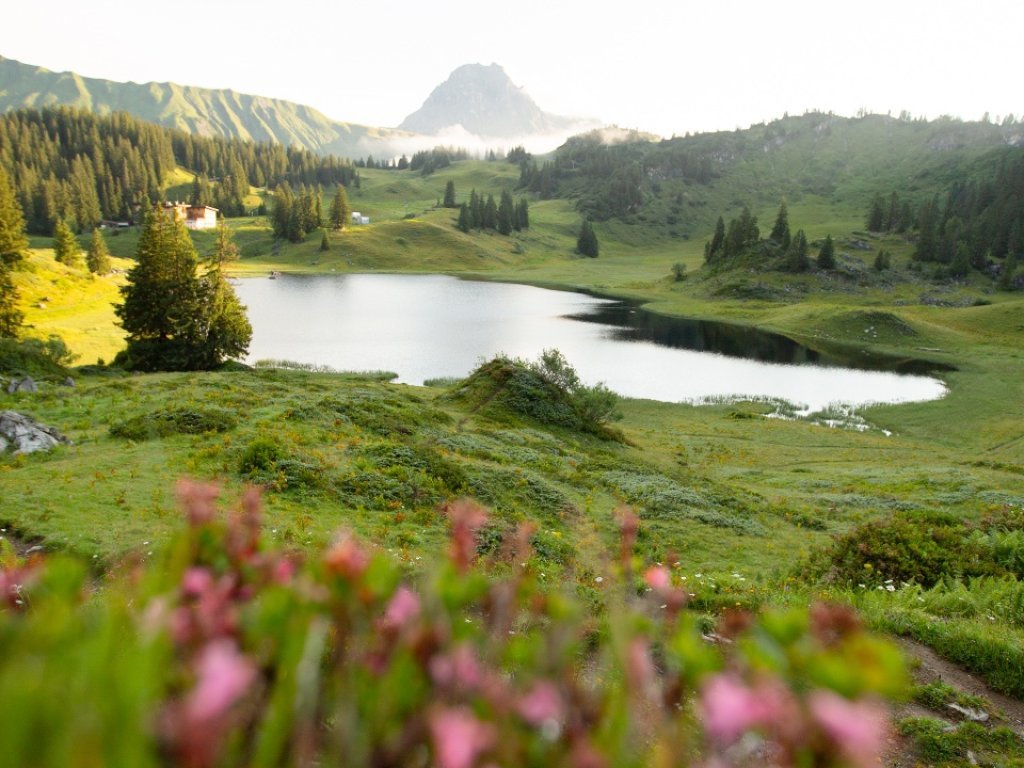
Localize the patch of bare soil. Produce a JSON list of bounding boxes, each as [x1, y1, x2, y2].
[[883, 636, 1024, 767]]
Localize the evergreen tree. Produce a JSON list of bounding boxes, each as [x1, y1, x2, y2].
[[515, 198, 530, 231], [211, 220, 240, 265], [1000, 250, 1019, 290], [914, 197, 939, 262], [320, 229, 330, 252], [52, 218, 82, 267], [817, 234, 836, 269], [115, 207, 206, 370], [866, 193, 885, 231], [706, 216, 726, 262], [190, 175, 207, 207], [456, 204, 471, 233], [874, 249, 891, 271], [0, 165, 28, 270], [769, 202, 791, 245], [329, 185, 351, 231], [785, 230, 810, 272], [196, 260, 252, 370], [468, 189, 482, 229], [443, 180, 456, 208], [949, 242, 971, 278], [576, 219, 599, 258], [0, 166, 27, 336], [482, 195, 498, 230], [87, 228, 112, 274], [497, 190, 514, 235]]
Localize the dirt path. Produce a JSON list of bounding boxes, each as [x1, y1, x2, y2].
[[883, 636, 1024, 767]]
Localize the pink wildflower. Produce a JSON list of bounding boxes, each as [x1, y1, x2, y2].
[[446, 499, 488, 572], [516, 680, 565, 727], [185, 639, 257, 723], [700, 674, 794, 746], [430, 644, 483, 692], [644, 565, 671, 591], [324, 531, 370, 579], [626, 637, 657, 699], [809, 690, 889, 768], [382, 585, 421, 630], [181, 567, 214, 597], [429, 707, 496, 768], [177, 479, 219, 526]]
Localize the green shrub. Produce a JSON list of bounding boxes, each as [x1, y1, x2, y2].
[[110, 408, 237, 441]]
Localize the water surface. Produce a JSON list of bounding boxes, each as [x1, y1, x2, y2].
[[234, 274, 946, 412]]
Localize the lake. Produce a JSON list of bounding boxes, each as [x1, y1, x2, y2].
[[233, 274, 946, 412]]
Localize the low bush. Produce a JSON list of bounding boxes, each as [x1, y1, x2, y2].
[[110, 407, 237, 441]]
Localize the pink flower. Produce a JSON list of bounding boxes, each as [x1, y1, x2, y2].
[[446, 499, 488, 572], [644, 565, 671, 591], [182, 567, 214, 597], [177, 479, 219, 526], [382, 585, 421, 630], [429, 707, 496, 768], [626, 637, 657, 699], [700, 674, 792, 745], [430, 644, 483, 691], [185, 639, 257, 723], [809, 690, 889, 768], [516, 680, 565, 726], [324, 531, 370, 579]]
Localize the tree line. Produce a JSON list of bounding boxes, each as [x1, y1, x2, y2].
[[455, 189, 529, 235], [704, 202, 836, 273], [0, 107, 359, 234], [867, 152, 1024, 286]]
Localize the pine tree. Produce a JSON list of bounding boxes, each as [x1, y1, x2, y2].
[[706, 216, 726, 262], [443, 180, 456, 208], [329, 185, 351, 231], [785, 230, 809, 272], [53, 218, 82, 267], [87, 228, 112, 274], [769, 202, 790, 245], [116, 207, 208, 370], [817, 234, 836, 269], [196, 260, 252, 369], [482, 195, 498, 230], [0, 166, 27, 336], [874, 249, 891, 271], [497, 190, 514, 235], [914, 197, 939, 262], [515, 198, 530, 230], [950, 242, 971, 278], [576, 219, 599, 258], [211, 220, 240, 266], [866, 193, 885, 231], [456, 204, 471, 233], [320, 229, 330, 251]]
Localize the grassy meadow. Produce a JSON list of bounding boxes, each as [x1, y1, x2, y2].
[[4, 141, 1024, 763]]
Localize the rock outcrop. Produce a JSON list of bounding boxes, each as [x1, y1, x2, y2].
[[0, 411, 71, 454]]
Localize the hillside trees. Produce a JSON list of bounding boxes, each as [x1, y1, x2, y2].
[[116, 207, 250, 370], [576, 219, 599, 258], [86, 228, 112, 274], [0, 166, 27, 337], [271, 183, 322, 242], [454, 188, 530, 235], [443, 180, 456, 208], [817, 234, 836, 269], [0, 107, 358, 234], [329, 185, 350, 230], [52, 218, 82, 267]]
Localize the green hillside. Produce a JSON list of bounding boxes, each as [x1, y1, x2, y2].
[[0, 55, 412, 157]]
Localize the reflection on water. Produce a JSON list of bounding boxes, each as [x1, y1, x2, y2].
[[233, 274, 947, 411]]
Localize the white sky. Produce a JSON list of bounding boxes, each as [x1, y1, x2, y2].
[[2, 0, 1020, 138]]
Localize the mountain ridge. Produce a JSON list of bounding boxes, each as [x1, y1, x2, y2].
[[0, 54, 413, 158]]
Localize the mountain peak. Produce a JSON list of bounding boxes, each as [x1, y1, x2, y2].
[[398, 63, 575, 139]]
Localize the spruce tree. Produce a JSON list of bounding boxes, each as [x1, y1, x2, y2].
[[515, 198, 529, 230], [116, 207, 207, 370], [706, 216, 726, 262], [443, 180, 456, 208], [497, 190, 514, 235], [817, 234, 836, 270], [482, 195, 498, 230], [320, 229, 330, 251], [87, 228, 112, 274], [0, 166, 27, 336], [329, 185, 351, 231], [212, 220, 240, 265], [456, 204, 471, 233], [785, 230, 810, 272], [769, 202, 791, 245], [874, 249, 891, 271], [577, 219, 599, 258], [53, 218, 82, 267], [197, 259, 252, 369]]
